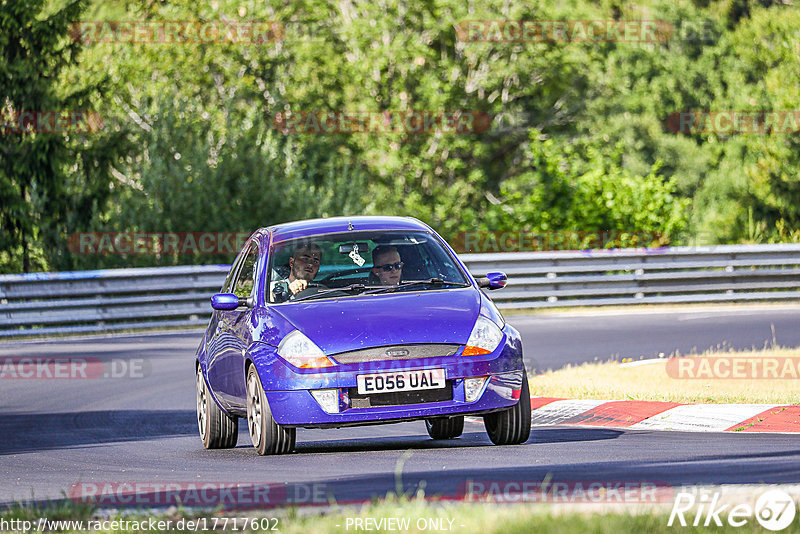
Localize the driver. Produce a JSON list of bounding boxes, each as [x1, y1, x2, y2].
[[370, 245, 403, 286], [270, 243, 322, 302]]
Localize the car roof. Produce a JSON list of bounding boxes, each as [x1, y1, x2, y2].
[[261, 216, 433, 244]]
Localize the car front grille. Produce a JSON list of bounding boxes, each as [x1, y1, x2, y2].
[[348, 381, 453, 408], [332, 344, 460, 364]]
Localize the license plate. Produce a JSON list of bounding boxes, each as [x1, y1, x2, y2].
[[357, 369, 445, 394]]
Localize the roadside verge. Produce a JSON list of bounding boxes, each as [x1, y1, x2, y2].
[[524, 397, 800, 433]]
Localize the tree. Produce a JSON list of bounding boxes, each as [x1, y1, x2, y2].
[[480, 132, 688, 248], [0, 0, 130, 272]]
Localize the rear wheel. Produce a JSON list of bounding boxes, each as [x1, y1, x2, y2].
[[425, 416, 464, 440], [246, 365, 295, 455], [484, 370, 531, 445], [196, 365, 238, 449]]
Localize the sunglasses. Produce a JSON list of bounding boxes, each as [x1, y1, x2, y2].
[[374, 262, 404, 272]]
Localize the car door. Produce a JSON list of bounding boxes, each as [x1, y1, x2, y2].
[[207, 241, 259, 411], [205, 251, 244, 363]]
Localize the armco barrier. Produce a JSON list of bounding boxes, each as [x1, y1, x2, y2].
[[1, 244, 799, 338], [0, 265, 229, 338], [461, 243, 800, 308]]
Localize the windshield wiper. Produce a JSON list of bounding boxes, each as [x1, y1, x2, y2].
[[291, 284, 380, 302], [365, 278, 468, 295]]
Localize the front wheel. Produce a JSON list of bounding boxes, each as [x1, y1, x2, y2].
[[484, 370, 531, 445], [426, 416, 464, 440], [196, 365, 238, 449], [246, 365, 295, 455]]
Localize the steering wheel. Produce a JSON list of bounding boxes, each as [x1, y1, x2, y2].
[[291, 282, 326, 300]]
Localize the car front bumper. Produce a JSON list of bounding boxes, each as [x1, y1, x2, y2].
[[265, 370, 523, 427], [252, 327, 526, 428]]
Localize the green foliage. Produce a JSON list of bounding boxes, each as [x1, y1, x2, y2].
[[480, 132, 688, 247], [690, 6, 800, 243], [0, 0, 131, 273], [2, 0, 799, 272]]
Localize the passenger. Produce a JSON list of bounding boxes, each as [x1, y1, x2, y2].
[[370, 245, 403, 286], [270, 243, 322, 302]]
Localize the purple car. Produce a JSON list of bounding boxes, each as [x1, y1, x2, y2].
[[195, 216, 530, 455]]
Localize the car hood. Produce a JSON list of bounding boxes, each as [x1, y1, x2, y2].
[[270, 288, 480, 355]]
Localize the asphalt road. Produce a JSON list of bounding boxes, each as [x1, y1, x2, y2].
[[513, 305, 800, 372], [1, 305, 799, 507]]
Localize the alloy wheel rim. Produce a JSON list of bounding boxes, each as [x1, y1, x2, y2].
[[247, 373, 262, 447], [196, 371, 207, 439]]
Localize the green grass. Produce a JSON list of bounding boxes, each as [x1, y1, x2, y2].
[[3, 494, 800, 533], [2, 497, 95, 523], [529, 346, 800, 404]]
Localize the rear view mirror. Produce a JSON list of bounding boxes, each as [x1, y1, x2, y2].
[[477, 272, 507, 290], [338, 242, 370, 254]]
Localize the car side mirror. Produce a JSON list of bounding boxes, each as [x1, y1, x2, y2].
[[477, 272, 507, 290], [211, 293, 247, 310]]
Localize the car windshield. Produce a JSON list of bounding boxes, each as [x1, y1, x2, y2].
[[268, 230, 470, 303]]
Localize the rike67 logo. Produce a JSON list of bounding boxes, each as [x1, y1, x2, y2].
[[668, 489, 797, 531]]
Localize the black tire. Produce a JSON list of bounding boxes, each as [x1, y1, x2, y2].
[[246, 365, 295, 455], [196, 365, 238, 449], [425, 416, 465, 440], [484, 370, 532, 445]]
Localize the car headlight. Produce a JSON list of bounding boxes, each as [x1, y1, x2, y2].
[[463, 315, 503, 356], [277, 330, 336, 369]]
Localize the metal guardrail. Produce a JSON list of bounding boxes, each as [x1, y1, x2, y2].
[[2, 244, 799, 338], [0, 265, 229, 338]]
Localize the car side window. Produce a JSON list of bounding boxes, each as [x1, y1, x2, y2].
[[221, 254, 244, 293], [233, 244, 259, 300]]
